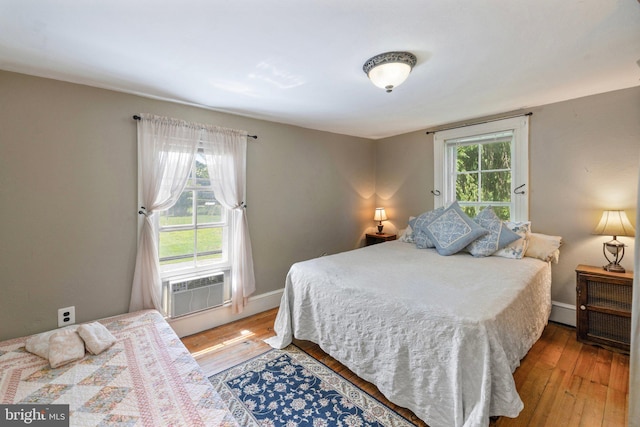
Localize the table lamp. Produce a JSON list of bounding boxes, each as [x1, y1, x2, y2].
[[592, 210, 636, 273], [373, 207, 388, 235]]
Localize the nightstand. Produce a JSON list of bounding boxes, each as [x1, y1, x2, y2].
[[365, 233, 397, 246], [576, 264, 633, 353]]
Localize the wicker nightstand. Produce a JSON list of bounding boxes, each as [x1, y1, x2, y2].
[[576, 264, 633, 353], [365, 233, 397, 246]]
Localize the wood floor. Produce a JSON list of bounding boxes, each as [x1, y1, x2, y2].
[[181, 308, 629, 427]]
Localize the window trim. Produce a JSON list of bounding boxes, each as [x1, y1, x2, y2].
[[433, 116, 529, 221]]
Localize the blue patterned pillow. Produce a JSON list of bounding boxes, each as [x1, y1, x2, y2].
[[411, 207, 444, 249], [466, 207, 522, 257], [424, 202, 488, 256]]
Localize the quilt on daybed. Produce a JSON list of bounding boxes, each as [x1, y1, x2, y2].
[[0, 309, 237, 427], [266, 241, 552, 427]]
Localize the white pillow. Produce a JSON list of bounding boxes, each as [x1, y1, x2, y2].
[[525, 232, 563, 263], [25, 325, 78, 360], [399, 216, 416, 243], [48, 329, 86, 368], [78, 322, 116, 355]]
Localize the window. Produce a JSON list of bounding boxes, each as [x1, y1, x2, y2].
[[448, 131, 513, 219], [158, 150, 230, 273], [156, 149, 233, 317], [433, 116, 529, 221], [131, 113, 255, 317]]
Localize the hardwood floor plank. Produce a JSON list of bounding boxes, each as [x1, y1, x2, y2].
[[580, 380, 608, 426], [556, 330, 583, 374], [592, 348, 613, 387], [526, 367, 566, 427], [609, 352, 630, 393], [542, 373, 582, 427], [512, 350, 539, 390], [573, 344, 600, 380], [569, 375, 596, 427], [604, 388, 627, 427], [498, 360, 554, 427], [182, 308, 277, 375], [181, 310, 629, 427], [539, 325, 570, 367]]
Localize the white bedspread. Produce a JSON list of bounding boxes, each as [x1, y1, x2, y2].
[[266, 241, 551, 427]]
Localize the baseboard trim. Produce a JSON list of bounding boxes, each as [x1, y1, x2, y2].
[[168, 288, 284, 338], [549, 300, 576, 327]]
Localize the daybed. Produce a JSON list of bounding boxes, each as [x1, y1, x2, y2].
[[0, 309, 237, 426]]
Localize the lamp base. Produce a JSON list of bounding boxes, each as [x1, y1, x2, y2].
[[603, 262, 626, 273], [602, 241, 626, 273], [376, 224, 384, 235]]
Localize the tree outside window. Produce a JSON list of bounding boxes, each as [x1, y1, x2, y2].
[[433, 116, 529, 222], [158, 150, 229, 271], [454, 138, 512, 220]]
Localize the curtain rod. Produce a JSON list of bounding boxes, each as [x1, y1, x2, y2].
[[132, 115, 258, 140], [425, 112, 532, 135]]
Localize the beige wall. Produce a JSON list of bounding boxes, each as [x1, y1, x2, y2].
[[0, 71, 375, 340], [1, 69, 637, 341], [376, 86, 640, 312]]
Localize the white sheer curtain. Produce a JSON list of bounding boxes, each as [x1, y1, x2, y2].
[[630, 159, 639, 426], [129, 114, 199, 312], [129, 113, 256, 315], [202, 128, 256, 313]]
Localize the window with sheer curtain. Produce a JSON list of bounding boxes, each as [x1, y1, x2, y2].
[[130, 114, 255, 316], [158, 149, 230, 272]]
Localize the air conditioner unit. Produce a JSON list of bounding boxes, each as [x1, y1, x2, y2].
[[164, 272, 226, 318]]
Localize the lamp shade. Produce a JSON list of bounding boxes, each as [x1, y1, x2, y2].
[[373, 207, 388, 222], [363, 52, 417, 93], [592, 210, 636, 237]]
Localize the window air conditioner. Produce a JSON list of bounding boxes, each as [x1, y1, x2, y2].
[[164, 272, 226, 318]]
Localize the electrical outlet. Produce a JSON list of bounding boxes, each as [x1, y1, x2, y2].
[[58, 306, 75, 327]]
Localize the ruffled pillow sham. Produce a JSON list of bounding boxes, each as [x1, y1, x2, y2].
[[399, 216, 416, 243], [493, 221, 531, 259]]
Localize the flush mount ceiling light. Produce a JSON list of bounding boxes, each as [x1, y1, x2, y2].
[[363, 51, 417, 93]]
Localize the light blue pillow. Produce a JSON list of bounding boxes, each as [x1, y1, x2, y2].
[[466, 207, 522, 257], [424, 202, 488, 256], [412, 207, 444, 249]]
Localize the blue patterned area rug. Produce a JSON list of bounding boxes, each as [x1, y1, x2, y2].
[[209, 345, 414, 427]]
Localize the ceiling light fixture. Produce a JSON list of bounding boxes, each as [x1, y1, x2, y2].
[[363, 51, 417, 93]]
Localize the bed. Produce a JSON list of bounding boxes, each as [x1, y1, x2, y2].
[[0, 309, 237, 427], [266, 240, 553, 427]]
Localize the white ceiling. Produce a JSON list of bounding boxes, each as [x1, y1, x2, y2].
[[1, 1, 639, 139]]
